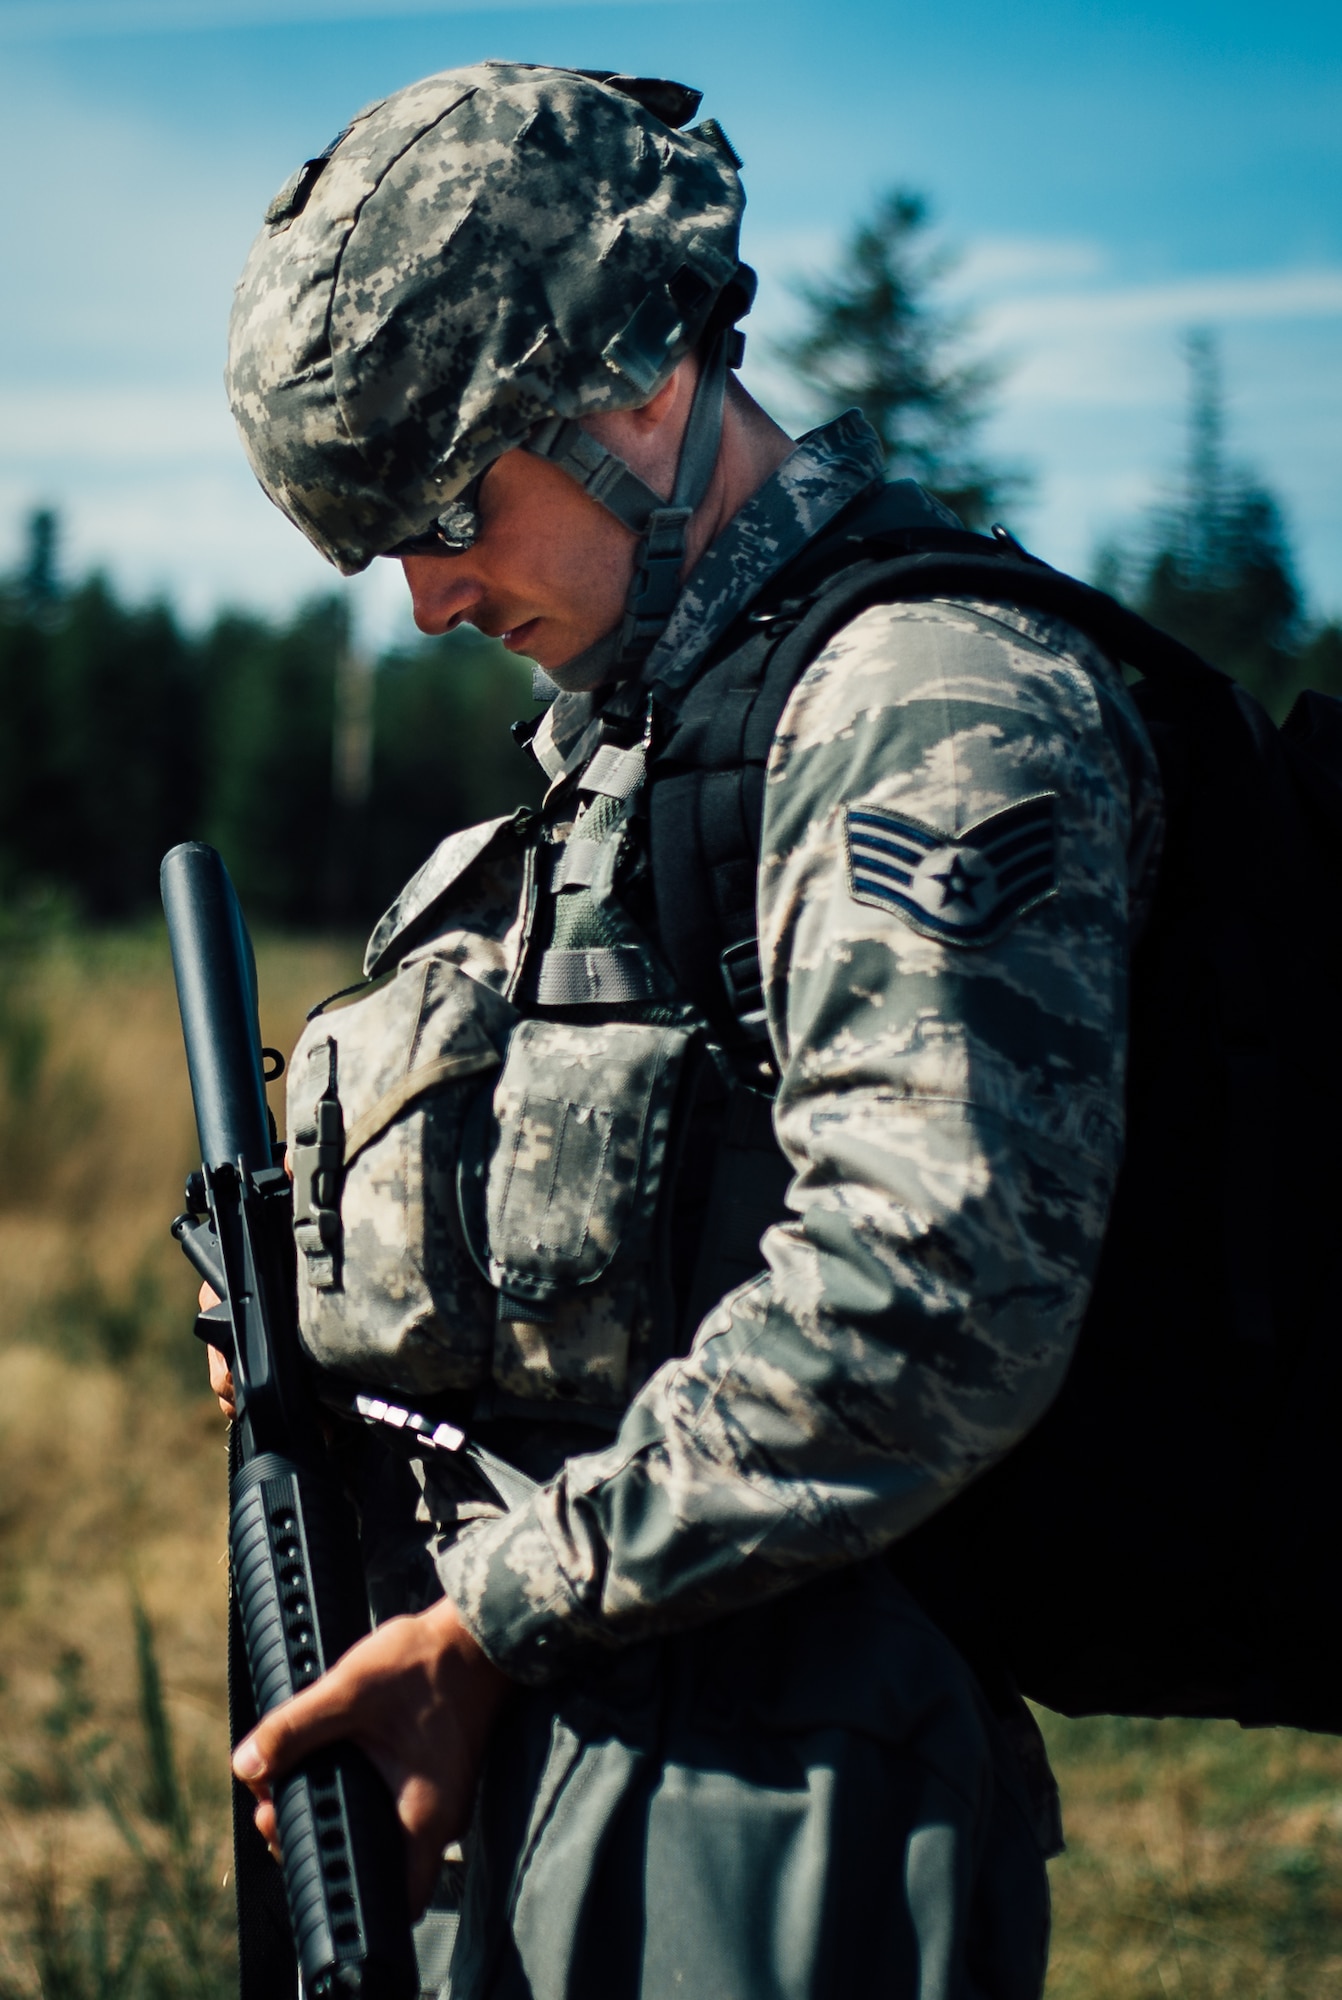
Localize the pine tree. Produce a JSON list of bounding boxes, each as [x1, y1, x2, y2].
[[773, 189, 1020, 526], [0, 517, 201, 916], [20, 508, 61, 614], [1113, 332, 1304, 703]]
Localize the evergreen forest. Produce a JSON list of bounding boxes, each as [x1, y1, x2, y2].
[[0, 515, 542, 937]]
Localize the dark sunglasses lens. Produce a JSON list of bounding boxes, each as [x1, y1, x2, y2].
[[382, 471, 486, 558], [383, 530, 445, 557], [435, 478, 484, 551]]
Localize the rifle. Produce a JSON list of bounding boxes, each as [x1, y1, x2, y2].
[[162, 840, 417, 2000]]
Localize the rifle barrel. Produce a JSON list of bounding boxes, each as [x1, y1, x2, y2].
[[161, 842, 272, 1173]]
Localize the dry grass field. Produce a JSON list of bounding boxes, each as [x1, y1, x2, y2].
[[1, 923, 1341, 1996], [0, 923, 358, 1996]]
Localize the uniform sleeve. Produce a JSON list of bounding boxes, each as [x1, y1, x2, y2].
[[434, 595, 1164, 1683]]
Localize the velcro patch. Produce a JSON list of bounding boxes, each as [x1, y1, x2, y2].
[[846, 794, 1058, 946]]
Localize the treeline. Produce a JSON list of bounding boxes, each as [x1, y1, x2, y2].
[[1095, 333, 1342, 719], [783, 200, 1341, 713], [0, 513, 541, 931]]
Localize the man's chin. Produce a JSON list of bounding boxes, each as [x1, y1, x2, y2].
[[538, 624, 626, 694]]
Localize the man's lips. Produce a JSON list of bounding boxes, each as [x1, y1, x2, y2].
[[498, 618, 541, 653]]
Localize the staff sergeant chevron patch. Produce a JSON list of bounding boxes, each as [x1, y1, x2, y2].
[[845, 794, 1059, 946]]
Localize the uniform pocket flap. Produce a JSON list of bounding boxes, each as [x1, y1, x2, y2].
[[291, 956, 515, 1156], [287, 954, 517, 1391], [343, 1043, 501, 1167], [478, 1019, 692, 1306], [363, 811, 531, 977]]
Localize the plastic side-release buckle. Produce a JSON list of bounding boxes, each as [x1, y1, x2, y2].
[[720, 937, 769, 1040]]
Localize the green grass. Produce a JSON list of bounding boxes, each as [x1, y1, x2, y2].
[[0, 924, 353, 1997], [1042, 1711, 1342, 1997]]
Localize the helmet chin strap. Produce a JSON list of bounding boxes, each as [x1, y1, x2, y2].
[[525, 330, 734, 691]]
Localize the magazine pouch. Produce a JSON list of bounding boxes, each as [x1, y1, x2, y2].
[[460, 1019, 694, 1411], [288, 952, 517, 1395]]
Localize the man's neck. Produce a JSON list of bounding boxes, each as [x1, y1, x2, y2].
[[682, 379, 794, 577]]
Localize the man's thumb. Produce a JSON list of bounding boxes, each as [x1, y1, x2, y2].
[[232, 1674, 351, 1790], [233, 1735, 266, 1782]]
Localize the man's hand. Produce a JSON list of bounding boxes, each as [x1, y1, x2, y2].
[[199, 1282, 236, 1419], [231, 1597, 512, 1917]]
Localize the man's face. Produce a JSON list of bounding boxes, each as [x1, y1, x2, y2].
[[399, 361, 695, 687], [400, 445, 639, 679]]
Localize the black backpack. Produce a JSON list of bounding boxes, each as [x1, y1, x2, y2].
[[646, 502, 1342, 1733]]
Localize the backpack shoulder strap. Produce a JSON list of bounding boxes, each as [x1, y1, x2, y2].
[[762, 541, 1223, 710], [649, 526, 1224, 1048]]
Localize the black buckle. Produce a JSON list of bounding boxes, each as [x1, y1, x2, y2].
[[720, 937, 768, 1039]]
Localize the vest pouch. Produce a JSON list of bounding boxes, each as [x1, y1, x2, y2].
[[287, 953, 517, 1395], [460, 1018, 694, 1411]]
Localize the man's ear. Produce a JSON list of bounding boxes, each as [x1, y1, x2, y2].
[[629, 354, 696, 435], [580, 351, 700, 489]]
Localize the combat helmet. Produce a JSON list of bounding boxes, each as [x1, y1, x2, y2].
[[227, 61, 755, 680]]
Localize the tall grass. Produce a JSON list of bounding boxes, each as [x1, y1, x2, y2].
[[0, 1606, 233, 1999], [3, 922, 1342, 1996], [1042, 1711, 1342, 1997], [0, 921, 358, 1997]]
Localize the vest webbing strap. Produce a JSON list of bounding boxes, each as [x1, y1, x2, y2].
[[342, 1046, 502, 1169], [536, 945, 661, 1006]]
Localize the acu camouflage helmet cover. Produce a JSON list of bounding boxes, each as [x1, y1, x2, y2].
[[226, 62, 754, 575]]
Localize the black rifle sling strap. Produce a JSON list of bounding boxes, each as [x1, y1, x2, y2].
[[229, 1422, 299, 2000]]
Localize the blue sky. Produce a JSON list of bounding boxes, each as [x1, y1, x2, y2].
[[1, 0, 1338, 646]]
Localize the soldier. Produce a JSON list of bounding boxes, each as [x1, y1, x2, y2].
[[214, 61, 1164, 2000]]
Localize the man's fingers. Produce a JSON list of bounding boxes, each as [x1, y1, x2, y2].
[[233, 1672, 357, 1793], [248, 1758, 440, 1909], [200, 1291, 236, 1415], [231, 1601, 510, 1916], [206, 1344, 235, 1416], [252, 1798, 281, 1862], [206, 1342, 230, 1390], [398, 1776, 457, 1917]]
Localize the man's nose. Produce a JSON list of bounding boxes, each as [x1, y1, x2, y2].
[[400, 555, 483, 635]]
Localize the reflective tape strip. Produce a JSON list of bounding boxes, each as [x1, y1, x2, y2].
[[535, 946, 659, 1006], [578, 742, 646, 800]]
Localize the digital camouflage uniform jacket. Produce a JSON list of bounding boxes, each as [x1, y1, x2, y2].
[[432, 410, 1165, 1684]]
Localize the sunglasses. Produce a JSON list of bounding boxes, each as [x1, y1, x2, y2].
[[382, 466, 488, 558]]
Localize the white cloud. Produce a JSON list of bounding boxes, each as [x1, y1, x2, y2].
[[736, 229, 1342, 613], [981, 297, 1342, 612], [0, 386, 235, 463], [957, 235, 1109, 292], [987, 265, 1342, 344]]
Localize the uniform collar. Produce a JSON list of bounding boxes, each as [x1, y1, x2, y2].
[[532, 407, 886, 777], [641, 406, 886, 697]]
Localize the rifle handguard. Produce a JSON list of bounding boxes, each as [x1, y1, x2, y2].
[[231, 1453, 415, 1998]]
